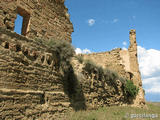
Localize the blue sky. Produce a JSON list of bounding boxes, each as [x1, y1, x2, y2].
[[65, 0, 160, 102], [65, 0, 160, 52], [14, 14, 23, 35], [14, 0, 160, 102]]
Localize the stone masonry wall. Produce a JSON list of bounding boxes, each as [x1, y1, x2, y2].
[[0, 0, 73, 42], [71, 58, 128, 109], [82, 49, 131, 80], [0, 0, 146, 117], [0, 27, 145, 119], [82, 30, 145, 107], [128, 30, 145, 107], [0, 27, 73, 120]]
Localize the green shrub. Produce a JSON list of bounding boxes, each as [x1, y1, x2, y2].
[[83, 60, 125, 85], [76, 55, 84, 63], [124, 80, 139, 98], [35, 37, 43, 43], [119, 77, 126, 84], [103, 69, 119, 81], [83, 59, 97, 74], [45, 39, 75, 61], [83, 59, 139, 99], [47, 41, 73, 71], [97, 66, 104, 80], [42, 39, 75, 71]]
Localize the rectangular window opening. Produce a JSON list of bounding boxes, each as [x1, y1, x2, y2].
[[14, 14, 23, 35], [14, 7, 30, 36]]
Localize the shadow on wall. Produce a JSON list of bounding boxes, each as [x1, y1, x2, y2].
[[61, 62, 87, 111], [44, 38, 87, 111]]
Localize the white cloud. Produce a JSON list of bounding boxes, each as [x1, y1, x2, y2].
[[145, 83, 160, 93], [75, 48, 92, 54], [122, 41, 127, 50], [138, 46, 160, 93], [138, 46, 160, 77], [112, 18, 119, 23], [122, 47, 127, 50], [123, 41, 127, 46], [88, 19, 95, 26]]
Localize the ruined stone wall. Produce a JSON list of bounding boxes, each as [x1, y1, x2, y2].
[[82, 49, 131, 80], [0, 27, 145, 119], [0, 0, 73, 42], [128, 30, 145, 107], [0, 27, 73, 120], [82, 30, 145, 107], [71, 58, 128, 109], [0, 0, 146, 117]]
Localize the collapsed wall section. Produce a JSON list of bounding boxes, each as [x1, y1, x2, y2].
[[0, 0, 73, 42], [82, 49, 132, 80]]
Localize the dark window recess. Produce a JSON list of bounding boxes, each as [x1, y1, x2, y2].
[[41, 56, 45, 63], [4, 42, 9, 49], [16, 44, 21, 52]]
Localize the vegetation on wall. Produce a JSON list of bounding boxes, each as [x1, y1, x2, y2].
[[35, 38, 139, 107], [35, 37, 75, 87], [35, 37, 75, 70], [83, 59, 123, 84], [75, 55, 84, 64], [82, 59, 139, 98], [46, 39, 74, 64], [124, 80, 139, 98], [35, 38, 86, 110]]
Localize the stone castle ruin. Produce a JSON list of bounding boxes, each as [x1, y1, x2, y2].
[[0, 0, 145, 119], [81, 30, 145, 107]]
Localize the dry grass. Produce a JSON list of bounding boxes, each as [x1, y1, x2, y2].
[[64, 102, 160, 120]]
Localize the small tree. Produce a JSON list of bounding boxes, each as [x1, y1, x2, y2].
[[124, 80, 139, 98]]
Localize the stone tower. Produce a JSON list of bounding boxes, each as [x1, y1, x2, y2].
[[129, 29, 139, 74], [128, 29, 145, 107]]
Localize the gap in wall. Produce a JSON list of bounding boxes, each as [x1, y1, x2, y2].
[[14, 14, 23, 35], [14, 7, 30, 36]]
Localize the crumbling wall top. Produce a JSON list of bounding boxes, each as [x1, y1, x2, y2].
[[130, 29, 136, 34]]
